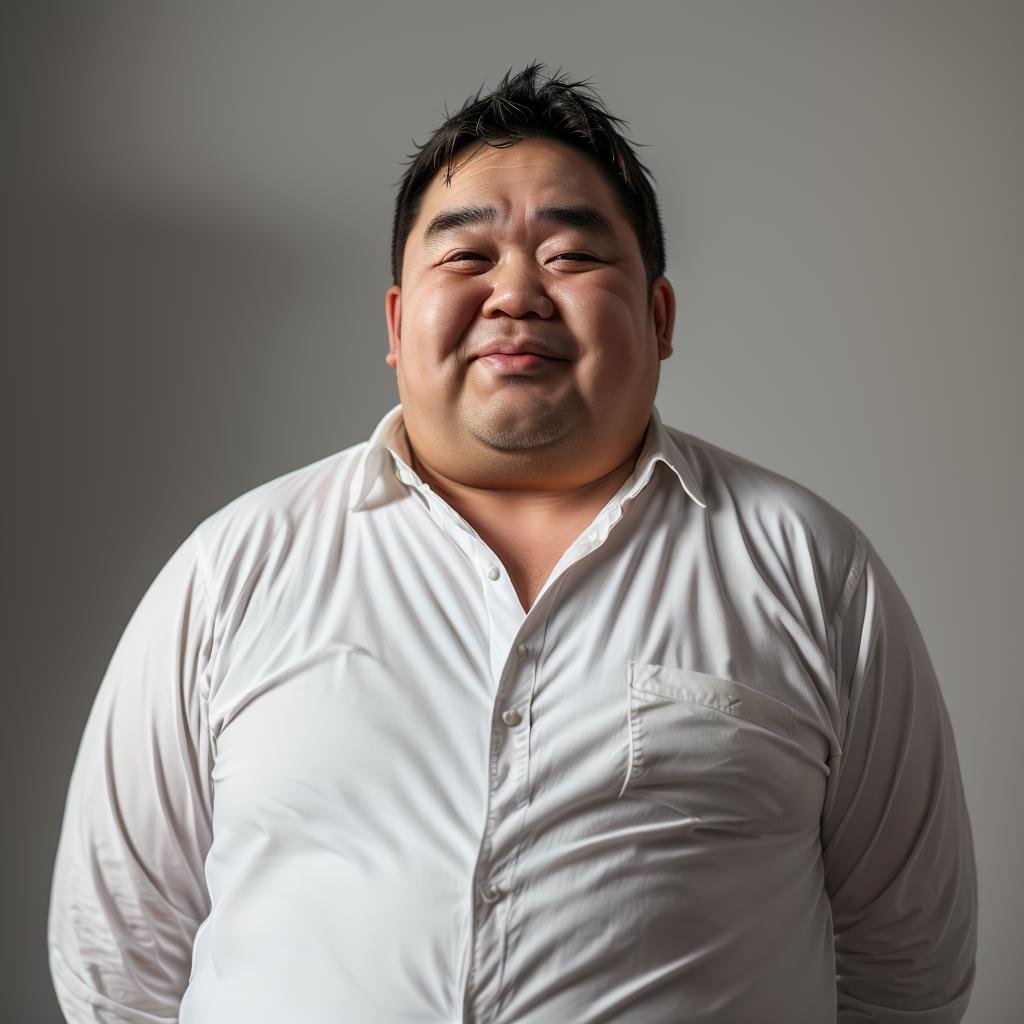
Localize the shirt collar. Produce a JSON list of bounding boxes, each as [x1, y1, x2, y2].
[[346, 403, 417, 512], [347, 402, 707, 513], [619, 403, 707, 511]]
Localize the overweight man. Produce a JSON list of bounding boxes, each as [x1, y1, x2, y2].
[[49, 63, 977, 1023]]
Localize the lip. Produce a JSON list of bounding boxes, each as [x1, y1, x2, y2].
[[478, 352, 567, 373], [473, 338, 570, 360]]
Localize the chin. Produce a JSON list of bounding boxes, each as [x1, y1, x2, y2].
[[466, 396, 585, 453]]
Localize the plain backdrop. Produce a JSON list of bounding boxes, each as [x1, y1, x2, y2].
[[5, 2, 1021, 1021]]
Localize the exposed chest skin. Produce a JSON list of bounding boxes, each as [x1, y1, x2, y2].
[[475, 511, 596, 611]]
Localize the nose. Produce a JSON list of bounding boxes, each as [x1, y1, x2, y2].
[[481, 254, 555, 320]]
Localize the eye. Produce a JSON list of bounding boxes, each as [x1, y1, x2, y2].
[[444, 252, 488, 264], [550, 252, 601, 263]]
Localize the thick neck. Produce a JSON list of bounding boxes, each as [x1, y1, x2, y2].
[[408, 435, 646, 538]]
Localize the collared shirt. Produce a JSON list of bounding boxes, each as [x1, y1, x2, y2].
[[48, 403, 977, 1024]]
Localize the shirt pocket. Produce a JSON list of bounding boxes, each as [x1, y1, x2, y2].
[[618, 661, 803, 833]]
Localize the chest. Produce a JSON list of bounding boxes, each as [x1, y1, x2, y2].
[[204, 491, 837, 863]]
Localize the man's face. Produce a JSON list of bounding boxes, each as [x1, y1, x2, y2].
[[385, 136, 674, 488]]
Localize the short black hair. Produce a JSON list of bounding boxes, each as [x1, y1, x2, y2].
[[390, 62, 666, 300]]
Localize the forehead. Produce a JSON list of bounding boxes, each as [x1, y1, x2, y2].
[[413, 137, 628, 235]]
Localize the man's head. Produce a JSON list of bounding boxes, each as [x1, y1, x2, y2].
[[390, 64, 667, 300], [384, 63, 675, 491]]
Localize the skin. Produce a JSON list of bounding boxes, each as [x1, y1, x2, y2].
[[384, 136, 675, 610]]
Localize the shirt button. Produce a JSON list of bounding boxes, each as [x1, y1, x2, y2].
[[487, 566, 501, 581], [514, 643, 528, 660], [479, 882, 504, 903], [502, 708, 522, 727]]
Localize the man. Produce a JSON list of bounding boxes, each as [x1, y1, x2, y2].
[[49, 64, 977, 1023]]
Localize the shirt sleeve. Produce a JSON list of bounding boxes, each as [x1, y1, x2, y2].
[[822, 535, 978, 1023], [48, 527, 217, 1024]]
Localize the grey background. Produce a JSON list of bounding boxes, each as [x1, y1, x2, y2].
[[6, 1, 1021, 1020]]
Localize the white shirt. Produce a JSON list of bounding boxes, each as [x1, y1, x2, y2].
[[48, 402, 977, 1024]]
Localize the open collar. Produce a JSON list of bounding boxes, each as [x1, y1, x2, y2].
[[347, 403, 706, 513]]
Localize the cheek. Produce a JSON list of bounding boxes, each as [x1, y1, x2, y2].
[[407, 281, 483, 352], [559, 278, 637, 332], [561, 284, 649, 362], [559, 286, 657, 406]]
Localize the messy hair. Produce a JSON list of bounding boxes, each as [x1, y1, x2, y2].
[[390, 62, 666, 299]]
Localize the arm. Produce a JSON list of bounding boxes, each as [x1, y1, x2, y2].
[[822, 536, 977, 1023], [48, 528, 217, 1023]]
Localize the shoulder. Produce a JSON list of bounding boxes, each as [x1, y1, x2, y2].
[[189, 438, 368, 599], [665, 423, 868, 620]]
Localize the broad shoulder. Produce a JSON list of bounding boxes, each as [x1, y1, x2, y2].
[[190, 438, 368, 591], [666, 423, 868, 618]]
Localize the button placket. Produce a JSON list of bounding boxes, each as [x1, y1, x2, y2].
[[476, 649, 539, 1023], [464, 705, 522, 1020], [491, 625, 541, 819], [465, 838, 508, 1020], [464, 572, 558, 1023], [461, 538, 534, 1021], [480, 565, 527, 689]]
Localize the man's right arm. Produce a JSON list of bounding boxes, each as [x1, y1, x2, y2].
[[48, 528, 217, 1023]]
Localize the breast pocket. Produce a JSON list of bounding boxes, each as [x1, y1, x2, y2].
[[618, 662, 804, 833]]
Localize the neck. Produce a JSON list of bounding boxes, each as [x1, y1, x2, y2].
[[408, 437, 646, 534]]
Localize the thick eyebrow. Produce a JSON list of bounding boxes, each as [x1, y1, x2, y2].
[[534, 204, 615, 237], [422, 203, 499, 240], [421, 203, 616, 243]]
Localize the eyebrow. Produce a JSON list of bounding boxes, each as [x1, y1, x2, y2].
[[421, 203, 616, 243]]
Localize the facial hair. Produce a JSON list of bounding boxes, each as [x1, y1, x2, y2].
[[463, 387, 588, 454]]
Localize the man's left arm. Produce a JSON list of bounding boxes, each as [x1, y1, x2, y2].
[[821, 536, 978, 1023]]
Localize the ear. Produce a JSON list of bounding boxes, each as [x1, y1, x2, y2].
[[384, 285, 402, 368], [650, 276, 675, 361]]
